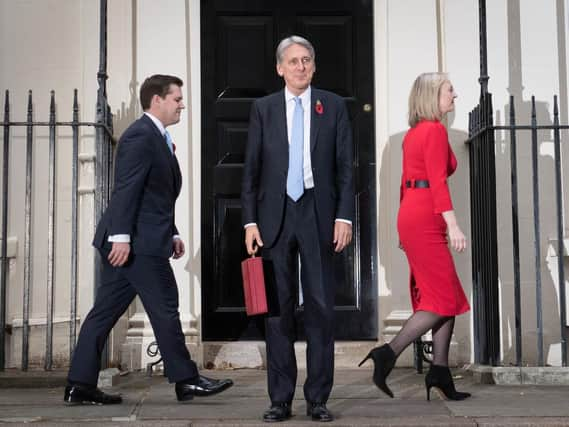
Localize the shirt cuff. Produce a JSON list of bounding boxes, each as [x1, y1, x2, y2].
[[108, 234, 130, 243], [335, 218, 352, 226], [173, 235, 181, 240], [244, 223, 257, 229]]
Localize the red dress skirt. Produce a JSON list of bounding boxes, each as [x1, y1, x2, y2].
[[397, 120, 469, 316]]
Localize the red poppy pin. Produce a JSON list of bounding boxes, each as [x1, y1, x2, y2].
[[172, 143, 176, 153], [315, 99, 324, 115]]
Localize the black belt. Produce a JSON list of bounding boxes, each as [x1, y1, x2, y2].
[[405, 179, 430, 188]]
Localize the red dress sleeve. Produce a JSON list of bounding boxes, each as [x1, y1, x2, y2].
[[400, 136, 408, 203], [422, 123, 453, 213]]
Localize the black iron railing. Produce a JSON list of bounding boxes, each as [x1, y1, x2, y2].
[[0, 0, 114, 372], [467, 93, 569, 367], [0, 90, 114, 371], [466, 92, 500, 366]]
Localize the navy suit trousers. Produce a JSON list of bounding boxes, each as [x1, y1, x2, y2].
[[263, 190, 336, 405], [68, 247, 198, 386]]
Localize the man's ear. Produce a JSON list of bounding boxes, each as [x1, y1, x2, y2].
[[276, 63, 283, 77], [150, 93, 162, 108]]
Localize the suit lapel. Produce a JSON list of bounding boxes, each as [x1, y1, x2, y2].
[[276, 90, 288, 148], [141, 114, 163, 140], [141, 114, 181, 194], [172, 155, 182, 196], [310, 88, 321, 152], [159, 133, 181, 192], [165, 143, 182, 195]]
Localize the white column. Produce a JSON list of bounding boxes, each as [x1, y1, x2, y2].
[[114, 0, 200, 371], [374, 0, 441, 365]]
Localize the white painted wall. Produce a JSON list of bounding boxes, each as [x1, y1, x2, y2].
[[106, 0, 201, 370], [0, 0, 100, 368], [376, 0, 476, 365], [375, 0, 569, 365]]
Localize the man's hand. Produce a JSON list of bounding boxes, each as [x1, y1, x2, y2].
[[245, 225, 264, 256], [333, 221, 352, 253], [173, 238, 185, 259], [108, 242, 130, 267]]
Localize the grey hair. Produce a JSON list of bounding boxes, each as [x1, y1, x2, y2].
[[275, 35, 315, 64]]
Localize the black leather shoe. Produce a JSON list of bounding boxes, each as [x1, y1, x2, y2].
[[307, 403, 334, 422], [64, 385, 122, 405], [175, 375, 233, 401], [263, 403, 292, 422]]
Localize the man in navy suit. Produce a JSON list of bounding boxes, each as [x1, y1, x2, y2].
[[64, 74, 232, 405], [241, 36, 354, 422]]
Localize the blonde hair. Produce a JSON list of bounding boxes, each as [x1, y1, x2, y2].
[[408, 72, 449, 127]]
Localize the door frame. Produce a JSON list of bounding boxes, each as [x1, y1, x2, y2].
[[196, 0, 379, 342]]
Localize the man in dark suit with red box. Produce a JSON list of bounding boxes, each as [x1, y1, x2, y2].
[[241, 36, 354, 422], [64, 74, 232, 405]]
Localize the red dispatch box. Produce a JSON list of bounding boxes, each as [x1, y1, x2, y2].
[[241, 256, 268, 316]]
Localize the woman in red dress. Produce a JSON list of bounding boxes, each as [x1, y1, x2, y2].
[[359, 72, 471, 401]]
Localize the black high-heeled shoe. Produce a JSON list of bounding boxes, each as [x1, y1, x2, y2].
[[358, 344, 396, 398], [425, 364, 471, 401]]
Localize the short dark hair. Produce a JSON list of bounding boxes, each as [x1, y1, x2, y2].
[[140, 74, 183, 110]]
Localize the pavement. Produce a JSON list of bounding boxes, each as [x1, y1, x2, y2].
[[1, 367, 569, 426]]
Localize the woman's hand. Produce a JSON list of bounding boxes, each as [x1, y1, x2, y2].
[[447, 224, 467, 252], [441, 210, 467, 252]]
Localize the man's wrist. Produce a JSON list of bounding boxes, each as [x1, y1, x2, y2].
[[108, 234, 130, 243], [335, 218, 352, 226]]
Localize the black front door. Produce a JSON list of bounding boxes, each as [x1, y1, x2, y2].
[[201, 0, 376, 340]]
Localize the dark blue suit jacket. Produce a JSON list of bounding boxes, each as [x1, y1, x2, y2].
[[241, 87, 354, 248], [93, 114, 182, 258]]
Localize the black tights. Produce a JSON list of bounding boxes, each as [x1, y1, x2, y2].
[[388, 310, 455, 366]]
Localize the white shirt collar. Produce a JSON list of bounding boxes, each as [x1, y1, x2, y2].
[[144, 112, 166, 136], [284, 86, 311, 105]]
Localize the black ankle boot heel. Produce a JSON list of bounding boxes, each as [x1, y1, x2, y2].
[[424, 364, 471, 401], [358, 353, 372, 367], [358, 344, 396, 398]]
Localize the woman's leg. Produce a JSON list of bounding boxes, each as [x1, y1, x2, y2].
[[431, 316, 455, 366], [425, 317, 470, 400], [389, 310, 443, 356]]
